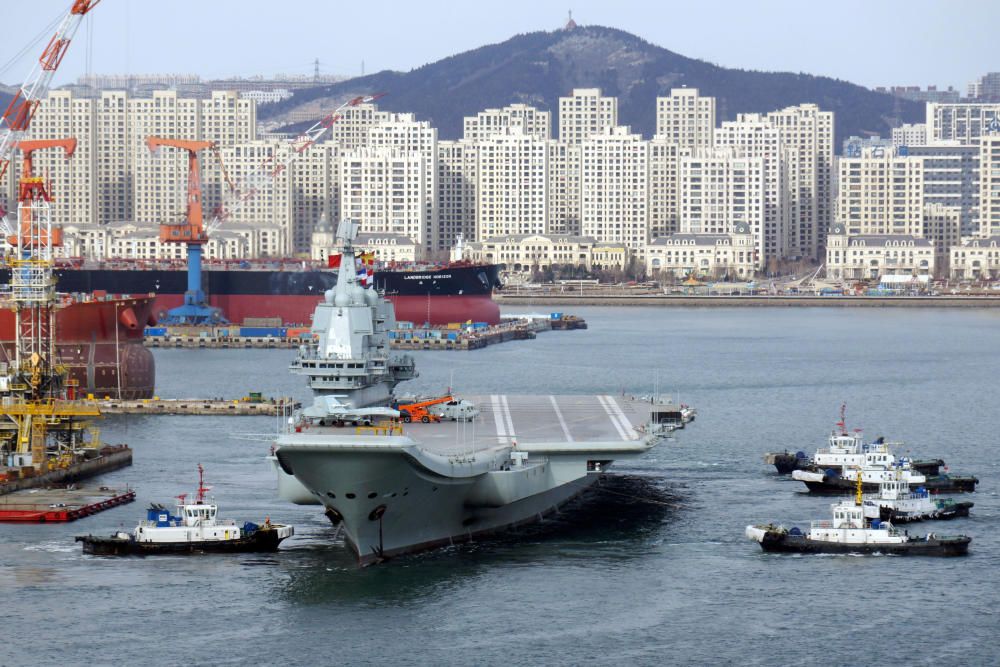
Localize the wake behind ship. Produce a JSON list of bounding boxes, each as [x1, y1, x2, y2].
[[8, 259, 504, 327]]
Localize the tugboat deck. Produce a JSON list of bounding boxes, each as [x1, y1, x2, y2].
[[299, 394, 659, 453]]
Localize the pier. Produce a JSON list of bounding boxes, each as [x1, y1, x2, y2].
[[144, 314, 587, 351], [83, 396, 300, 416], [389, 314, 587, 351], [0, 486, 135, 523], [0, 446, 133, 496]]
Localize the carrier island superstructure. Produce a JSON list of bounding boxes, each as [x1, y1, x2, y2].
[[271, 221, 684, 565]]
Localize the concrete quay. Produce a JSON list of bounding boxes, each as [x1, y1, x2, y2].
[[0, 446, 133, 496], [85, 397, 300, 416], [496, 294, 1000, 308]]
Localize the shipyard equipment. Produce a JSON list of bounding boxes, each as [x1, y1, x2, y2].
[[0, 0, 105, 470], [145, 94, 385, 325]]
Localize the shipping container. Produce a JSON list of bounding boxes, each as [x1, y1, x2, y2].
[[243, 317, 283, 327], [550, 312, 563, 319], [144, 327, 167, 337], [240, 327, 282, 337]]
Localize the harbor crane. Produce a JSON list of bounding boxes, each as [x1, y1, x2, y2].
[[148, 93, 385, 324], [144, 137, 225, 324], [0, 0, 105, 472]]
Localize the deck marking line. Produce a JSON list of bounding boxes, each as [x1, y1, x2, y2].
[[491, 394, 507, 442], [549, 395, 574, 442], [501, 395, 516, 441], [604, 395, 638, 440], [598, 395, 630, 440]]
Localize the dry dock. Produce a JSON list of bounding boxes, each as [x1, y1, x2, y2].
[[0, 486, 135, 522]]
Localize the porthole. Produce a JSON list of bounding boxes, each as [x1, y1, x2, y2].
[[326, 491, 336, 499], [346, 493, 356, 499], [367, 492, 377, 499]]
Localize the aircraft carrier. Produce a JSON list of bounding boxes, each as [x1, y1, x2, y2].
[[270, 221, 684, 565]]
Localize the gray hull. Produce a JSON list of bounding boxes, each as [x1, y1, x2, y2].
[[274, 393, 671, 565], [277, 446, 598, 565]]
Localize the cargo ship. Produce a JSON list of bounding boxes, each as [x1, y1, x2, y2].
[[0, 293, 156, 399], [0, 259, 504, 327]]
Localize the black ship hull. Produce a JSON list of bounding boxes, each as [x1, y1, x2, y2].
[[75, 527, 291, 555]]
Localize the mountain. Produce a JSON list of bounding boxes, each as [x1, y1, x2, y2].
[[260, 25, 922, 148]]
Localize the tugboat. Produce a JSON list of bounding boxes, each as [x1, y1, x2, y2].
[[862, 479, 973, 524], [792, 459, 978, 495], [764, 406, 944, 476], [76, 465, 293, 555], [746, 476, 971, 556]]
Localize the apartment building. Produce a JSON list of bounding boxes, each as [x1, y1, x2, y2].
[[655, 88, 715, 149], [837, 146, 924, 237], [463, 104, 550, 141], [579, 126, 649, 250], [766, 104, 834, 260], [546, 141, 581, 236], [679, 148, 766, 268], [339, 147, 428, 247], [437, 139, 478, 247], [892, 123, 928, 147], [715, 113, 789, 267], [558, 88, 617, 144], [475, 127, 548, 239], [980, 132, 1000, 236], [927, 102, 1000, 145], [366, 114, 438, 252], [904, 144, 980, 235], [648, 138, 685, 240]]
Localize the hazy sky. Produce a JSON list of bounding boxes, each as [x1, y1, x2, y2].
[[1, 0, 995, 91]]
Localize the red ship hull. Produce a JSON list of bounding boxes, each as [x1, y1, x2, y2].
[[0, 295, 156, 399], [150, 293, 501, 327]]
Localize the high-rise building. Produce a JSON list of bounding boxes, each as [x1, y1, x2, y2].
[[328, 102, 389, 150], [904, 144, 980, 235], [647, 138, 685, 241], [765, 104, 834, 260], [476, 127, 548, 239], [339, 147, 428, 248], [546, 141, 581, 235], [679, 148, 766, 268], [437, 139, 478, 246], [927, 102, 1000, 145], [16, 90, 97, 229], [979, 132, 1000, 236], [656, 88, 715, 149], [463, 104, 550, 142], [891, 123, 928, 147], [967, 73, 1000, 102], [366, 113, 438, 253], [715, 113, 789, 268], [579, 127, 649, 250], [558, 89, 617, 144], [836, 146, 924, 237]]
